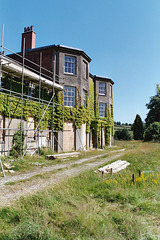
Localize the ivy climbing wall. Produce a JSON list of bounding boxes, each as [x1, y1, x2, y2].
[[0, 75, 114, 154]]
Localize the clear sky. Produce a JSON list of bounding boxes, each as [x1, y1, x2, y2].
[[1, 0, 160, 124]]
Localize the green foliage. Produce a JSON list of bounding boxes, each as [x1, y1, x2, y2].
[[10, 124, 25, 157], [114, 128, 132, 140], [105, 126, 111, 145], [95, 94, 99, 118], [54, 91, 91, 133], [53, 92, 63, 130], [133, 114, 144, 140], [145, 84, 160, 126], [0, 94, 52, 130], [1, 75, 114, 146], [89, 77, 94, 118], [144, 122, 160, 141]]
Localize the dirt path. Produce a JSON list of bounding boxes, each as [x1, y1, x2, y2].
[[0, 149, 126, 206]]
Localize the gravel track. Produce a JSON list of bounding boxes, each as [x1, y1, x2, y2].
[[0, 149, 126, 206]]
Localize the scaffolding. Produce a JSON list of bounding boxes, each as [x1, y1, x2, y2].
[[0, 25, 65, 176]]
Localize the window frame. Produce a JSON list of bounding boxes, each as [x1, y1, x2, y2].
[[64, 55, 76, 75], [82, 89, 87, 108], [99, 82, 106, 96], [83, 60, 88, 80], [99, 102, 106, 117], [64, 86, 76, 107]]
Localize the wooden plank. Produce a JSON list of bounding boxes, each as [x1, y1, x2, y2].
[[97, 160, 130, 174], [46, 152, 81, 160]]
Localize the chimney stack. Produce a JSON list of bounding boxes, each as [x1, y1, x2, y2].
[[21, 25, 36, 52]]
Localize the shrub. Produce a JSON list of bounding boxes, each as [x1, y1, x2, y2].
[[114, 128, 132, 140], [144, 122, 160, 141], [10, 124, 25, 157]]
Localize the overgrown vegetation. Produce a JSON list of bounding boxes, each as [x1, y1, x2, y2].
[[0, 76, 114, 148], [144, 121, 160, 141], [145, 84, 160, 126], [144, 85, 160, 141], [114, 128, 132, 140], [10, 124, 25, 157], [0, 141, 160, 239]]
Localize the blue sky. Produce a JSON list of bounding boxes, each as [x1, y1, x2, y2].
[[1, 0, 160, 123]]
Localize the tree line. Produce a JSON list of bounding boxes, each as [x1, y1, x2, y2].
[[115, 84, 160, 141]]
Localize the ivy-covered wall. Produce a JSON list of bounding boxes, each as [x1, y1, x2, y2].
[[54, 90, 91, 133], [0, 75, 114, 146]]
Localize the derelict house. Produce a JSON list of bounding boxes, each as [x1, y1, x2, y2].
[[0, 26, 114, 156]]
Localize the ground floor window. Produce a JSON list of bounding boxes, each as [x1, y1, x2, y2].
[[64, 86, 76, 107], [99, 102, 106, 117]]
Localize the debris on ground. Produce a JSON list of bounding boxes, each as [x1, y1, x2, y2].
[[96, 160, 130, 174], [8, 170, 15, 173], [3, 163, 15, 169]]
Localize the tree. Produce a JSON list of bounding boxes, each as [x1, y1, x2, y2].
[[114, 128, 132, 141], [144, 122, 160, 141], [145, 85, 160, 126], [133, 114, 144, 140]]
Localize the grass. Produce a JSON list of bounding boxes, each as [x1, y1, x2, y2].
[[0, 141, 160, 239], [1, 144, 122, 175]]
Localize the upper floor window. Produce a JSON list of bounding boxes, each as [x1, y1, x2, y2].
[[99, 82, 106, 95], [64, 56, 76, 74], [83, 61, 88, 79], [64, 86, 76, 107], [83, 89, 87, 108], [99, 102, 106, 117]]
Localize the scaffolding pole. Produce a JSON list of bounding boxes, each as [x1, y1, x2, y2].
[[8, 80, 12, 155], [1, 24, 4, 55], [0, 24, 4, 89], [41, 90, 44, 147], [0, 41, 64, 158], [52, 54, 55, 153], [0, 157, 5, 177], [20, 38, 25, 158], [26, 85, 29, 153], [38, 52, 42, 156], [0, 24, 5, 175], [22, 93, 55, 158]]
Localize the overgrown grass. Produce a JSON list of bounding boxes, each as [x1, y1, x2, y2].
[[0, 141, 160, 239], [1, 144, 123, 174]]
